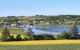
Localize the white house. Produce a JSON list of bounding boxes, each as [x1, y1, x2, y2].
[[11, 24, 17, 27]]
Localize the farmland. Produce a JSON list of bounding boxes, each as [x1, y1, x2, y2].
[[0, 40, 80, 45], [0, 44, 80, 50], [0, 40, 80, 50]]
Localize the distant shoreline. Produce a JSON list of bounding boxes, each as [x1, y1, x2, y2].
[[34, 24, 73, 26]]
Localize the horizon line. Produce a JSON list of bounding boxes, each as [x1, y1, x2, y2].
[[1, 14, 80, 17]]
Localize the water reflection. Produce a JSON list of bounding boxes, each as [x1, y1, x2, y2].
[[32, 26, 72, 35], [22, 25, 80, 35]]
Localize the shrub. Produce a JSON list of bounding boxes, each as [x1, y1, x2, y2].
[[57, 31, 70, 39], [15, 34, 22, 41], [33, 34, 56, 40], [9, 35, 15, 41]]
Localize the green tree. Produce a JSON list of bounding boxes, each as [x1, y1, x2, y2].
[[27, 27, 33, 36], [1, 27, 10, 41], [69, 21, 78, 34], [68, 20, 79, 39], [57, 31, 69, 39], [27, 27, 34, 40], [62, 31, 70, 39]]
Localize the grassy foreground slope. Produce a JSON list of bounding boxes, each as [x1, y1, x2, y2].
[[0, 44, 80, 50], [0, 27, 25, 34], [0, 40, 80, 45]]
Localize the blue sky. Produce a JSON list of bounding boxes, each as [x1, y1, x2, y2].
[[0, 0, 80, 16]]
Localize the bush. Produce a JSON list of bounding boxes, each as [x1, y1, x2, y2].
[[15, 34, 22, 41], [33, 34, 56, 40], [57, 31, 70, 39], [58, 31, 80, 39], [9, 35, 15, 41]]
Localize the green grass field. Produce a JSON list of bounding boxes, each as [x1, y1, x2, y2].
[[0, 27, 26, 34], [0, 44, 80, 50]]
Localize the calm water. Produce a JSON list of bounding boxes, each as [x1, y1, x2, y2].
[[31, 26, 80, 35], [5, 25, 80, 35]]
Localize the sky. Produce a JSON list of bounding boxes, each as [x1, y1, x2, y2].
[[0, 0, 80, 16]]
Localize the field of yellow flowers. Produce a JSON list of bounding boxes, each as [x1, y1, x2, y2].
[[0, 40, 80, 45]]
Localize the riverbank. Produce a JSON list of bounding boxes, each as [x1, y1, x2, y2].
[[34, 24, 73, 26], [34, 24, 80, 27]]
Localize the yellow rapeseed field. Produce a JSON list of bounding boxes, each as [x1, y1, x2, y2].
[[0, 40, 80, 45]]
